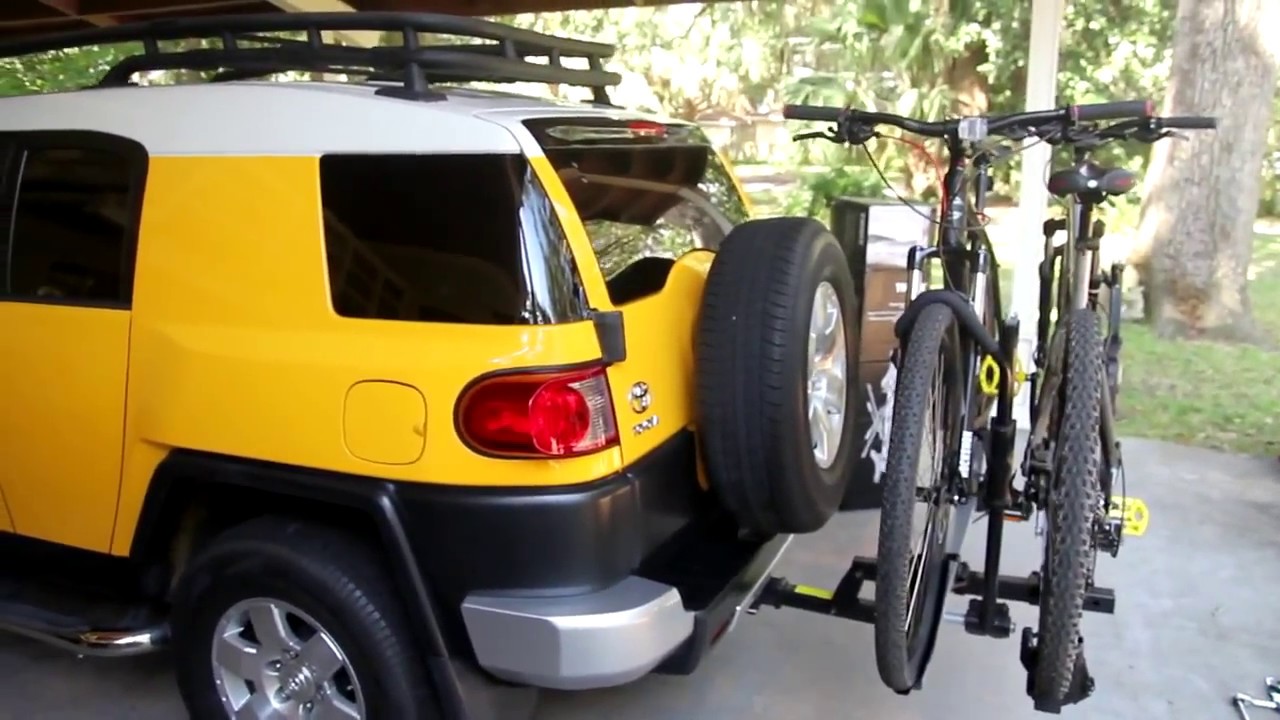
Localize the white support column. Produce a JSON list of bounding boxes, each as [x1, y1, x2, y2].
[[1011, 0, 1065, 421], [265, 0, 380, 47]]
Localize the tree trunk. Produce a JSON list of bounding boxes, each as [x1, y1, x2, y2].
[[1129, 0, 1279, 341], [946, 41, 991, 116]]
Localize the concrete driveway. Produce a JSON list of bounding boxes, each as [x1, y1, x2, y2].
[[1, 437, 1276, 720]]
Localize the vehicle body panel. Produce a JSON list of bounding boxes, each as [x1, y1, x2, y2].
[[487, 111, 748, 470], [0, 303, 130, 551], [0, 81, 756, 562], [109, 152, 623, 554]]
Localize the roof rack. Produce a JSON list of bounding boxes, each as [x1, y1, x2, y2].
[[0, 11, 622, 105]]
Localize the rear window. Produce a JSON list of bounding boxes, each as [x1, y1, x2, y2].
[[526, 119, 749, 305], [320, 153, 588, 325]]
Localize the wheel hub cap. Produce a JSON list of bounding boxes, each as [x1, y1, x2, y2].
[[279, 661, 318, 703], [212, 597, 365, 719], [807, 280, 848, 469]]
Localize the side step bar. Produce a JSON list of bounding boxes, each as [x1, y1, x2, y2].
[[0, 599, 168, 657]]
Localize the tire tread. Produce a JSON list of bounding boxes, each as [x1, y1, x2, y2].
[[1034, 308, 1103, 706], [873, 302, 956, 691]]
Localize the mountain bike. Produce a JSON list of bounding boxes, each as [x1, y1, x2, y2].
[[1014, 111, 1216, 711], [781, 100, 1215, 712]]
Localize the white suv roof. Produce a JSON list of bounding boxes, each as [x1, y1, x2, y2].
[[0, 11, 687, 159], [0, 81, 680, 157]]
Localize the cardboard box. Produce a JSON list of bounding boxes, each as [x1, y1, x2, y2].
[[830, 198, 934, 511]]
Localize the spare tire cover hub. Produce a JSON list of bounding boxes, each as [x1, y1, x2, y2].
[[807, 279, 848, 470]]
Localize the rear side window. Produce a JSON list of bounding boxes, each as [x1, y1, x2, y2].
[[526, 119, 749, 306], [320, 153, 588, 325], [0, 134, 145, 306]]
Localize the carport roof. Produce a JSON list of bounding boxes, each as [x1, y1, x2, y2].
[[0, 0, 709, 40]]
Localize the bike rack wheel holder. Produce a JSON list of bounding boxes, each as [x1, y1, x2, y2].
[[746, 545, 1118, 697]]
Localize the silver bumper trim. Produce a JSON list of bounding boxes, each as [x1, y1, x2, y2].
[[461, 533, 793, 691], [461, 575, 694, 690]]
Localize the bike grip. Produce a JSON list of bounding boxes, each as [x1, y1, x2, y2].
[[1071, 100, 1155, 121], [782, 104, 845, 122], [1163, 115, 1218, 129]]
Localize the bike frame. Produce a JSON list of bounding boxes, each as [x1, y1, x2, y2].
[[902, 137, 1022, 636], [903, 128, 1131, 633], [903, 137, 1004, 479], [1026, 145, 1123, 505]]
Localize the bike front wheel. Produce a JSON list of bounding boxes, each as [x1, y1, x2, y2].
[[1033, 307, 1104, 711], [873, 302, 963, 693]]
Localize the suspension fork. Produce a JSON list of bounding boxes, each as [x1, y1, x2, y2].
[[905, 244, 938, 302]]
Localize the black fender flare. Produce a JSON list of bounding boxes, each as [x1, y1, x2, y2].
[[128, 450, 471, 719]]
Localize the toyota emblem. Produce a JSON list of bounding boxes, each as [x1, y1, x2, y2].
[[629, 382, 652, 414]]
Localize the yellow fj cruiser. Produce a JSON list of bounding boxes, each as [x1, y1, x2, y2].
[[0, 11, 867, 720]]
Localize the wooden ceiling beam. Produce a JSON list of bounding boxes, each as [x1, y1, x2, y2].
[[350, 0, 724, 17], [1, 0, 733, 40], [38, 0, 119, 26], [0, 1, 265, 29]]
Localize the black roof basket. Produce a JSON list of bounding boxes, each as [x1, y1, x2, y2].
[[0, 11, 622, 105]]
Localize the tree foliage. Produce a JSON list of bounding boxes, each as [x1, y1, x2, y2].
[[1, 1, 1275, 292], [495, 0, 1200, 210], [0, 45, 135, 96]]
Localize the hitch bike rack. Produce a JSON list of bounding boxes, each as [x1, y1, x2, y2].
[[747, 530, 1118, 711]]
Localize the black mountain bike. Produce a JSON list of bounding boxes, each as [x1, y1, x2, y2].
[[781, 101, 1215, 712], [1016, 111, 1215, 711]]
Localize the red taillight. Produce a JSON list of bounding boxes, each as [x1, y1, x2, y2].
[[457, 366, 619, 458], [626, 120, 667, 137]]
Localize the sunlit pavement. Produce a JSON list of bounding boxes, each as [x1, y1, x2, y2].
[[1, 436, 1275, 720]]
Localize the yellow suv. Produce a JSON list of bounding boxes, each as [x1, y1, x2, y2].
[[0, 11, 863, 720]]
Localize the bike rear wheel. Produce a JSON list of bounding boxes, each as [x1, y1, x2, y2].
[[873, 302, 962, 693], [1032, 307, 1104, 711]]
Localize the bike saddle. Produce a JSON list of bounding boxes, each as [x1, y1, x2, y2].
[[1047, 161, 1138, 198]]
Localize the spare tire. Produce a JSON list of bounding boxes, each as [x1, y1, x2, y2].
[[695, 217, 860, 535]]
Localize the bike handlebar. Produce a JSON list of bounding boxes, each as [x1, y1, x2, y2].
[[1069, 100, 1154, 122], [780, 104, 844, 123], [781, 99, 1156, 140], [1088, 114, 1219, 142], [1161, 115, 1218, 130]]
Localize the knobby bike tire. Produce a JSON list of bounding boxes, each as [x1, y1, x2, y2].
[[874, 302, 961, 693], [1034, 307, 1103, 708]]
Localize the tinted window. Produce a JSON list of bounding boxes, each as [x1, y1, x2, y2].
[[320, 153, 588, 325], [6, 144, 138, 304], [531, 122, 749, 305]]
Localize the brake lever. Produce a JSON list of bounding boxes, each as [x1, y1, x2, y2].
[[1129, 127, 1178, 143], [793, 129, 841, 143]]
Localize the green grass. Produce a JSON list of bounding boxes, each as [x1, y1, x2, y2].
[[1112, 231, 1280, 457]]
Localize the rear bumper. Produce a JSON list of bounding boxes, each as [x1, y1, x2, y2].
[[387, 428, 791, 690], [461, 532, 791, 690]]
